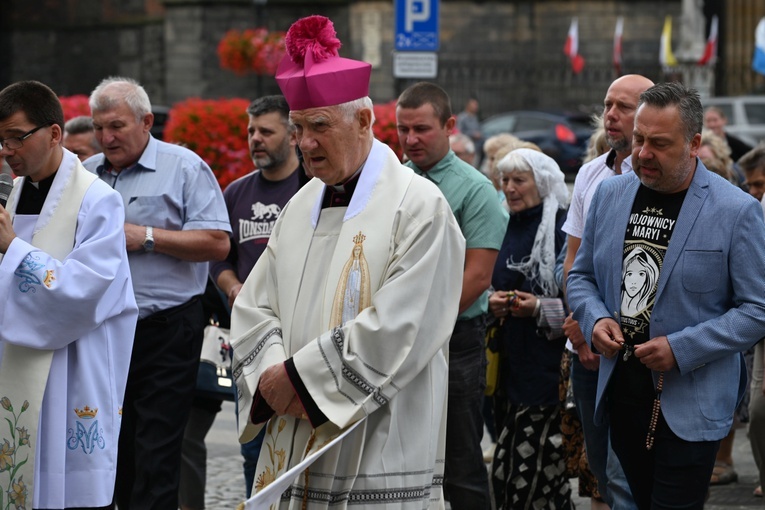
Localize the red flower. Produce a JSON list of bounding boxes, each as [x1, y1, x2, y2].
[[373, 101, 403, 161], [163, 98, 252, 190], [59, 95, 91, 121], [217, 28, 286, 76]]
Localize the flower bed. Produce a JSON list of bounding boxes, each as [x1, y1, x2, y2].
[[373, 100, 402, 161], [217, 28, 286, 76], [59, 94, 91, 121], [163, 98, 252, 190]]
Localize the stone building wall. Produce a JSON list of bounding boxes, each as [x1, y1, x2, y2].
[[2, 1, 165, 100], [724, 0, 765, 96], [1, 0, 762, 116], [344, 1, 684, 114]]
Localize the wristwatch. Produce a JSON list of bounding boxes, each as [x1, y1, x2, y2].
[[142, 226, 155, 252]]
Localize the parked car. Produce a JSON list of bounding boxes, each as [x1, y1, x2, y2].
[[151, 105, 170, 140], [479, 110, 592, 176], [702, 95, 765, 147]]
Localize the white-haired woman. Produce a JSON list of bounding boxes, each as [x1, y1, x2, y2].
[[487, 148, 573, 509]]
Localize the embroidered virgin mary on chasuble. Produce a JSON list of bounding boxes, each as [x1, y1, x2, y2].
[[330, 231, 371, 328]]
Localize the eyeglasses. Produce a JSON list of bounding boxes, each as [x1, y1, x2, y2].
[[0, 124, 50, 151]]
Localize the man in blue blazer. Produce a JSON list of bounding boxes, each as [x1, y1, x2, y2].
[[567, 82, 765, 509]]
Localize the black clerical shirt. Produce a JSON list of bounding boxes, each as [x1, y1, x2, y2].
[[16, 172, 57, 215]]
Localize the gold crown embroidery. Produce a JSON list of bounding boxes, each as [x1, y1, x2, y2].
[[74, 406, 98, 419]]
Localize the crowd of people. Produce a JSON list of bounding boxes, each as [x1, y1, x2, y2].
[[3, 13, 765, 510]]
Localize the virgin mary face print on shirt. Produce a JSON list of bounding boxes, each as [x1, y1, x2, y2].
[[619, 185, 687, 343], [621, 246, 660, 318]]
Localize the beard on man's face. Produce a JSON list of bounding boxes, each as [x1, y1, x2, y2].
[[607, 134, 630, 152], [252, 146, 288, 171]]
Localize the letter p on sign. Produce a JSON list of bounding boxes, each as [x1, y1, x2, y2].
[[405, 0, 430, 32]]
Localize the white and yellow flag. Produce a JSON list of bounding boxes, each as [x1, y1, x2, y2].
[[660, 15, 678, 68]]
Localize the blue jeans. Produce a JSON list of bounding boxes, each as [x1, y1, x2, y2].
[[572, 354, 636, 509], [606, 438, 637, 510], [443, 318, 490, 509], [234, 380, 266, 498], [242, 427, 266, 498]]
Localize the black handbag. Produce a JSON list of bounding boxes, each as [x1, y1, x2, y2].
[[196, 322, 236, 401]]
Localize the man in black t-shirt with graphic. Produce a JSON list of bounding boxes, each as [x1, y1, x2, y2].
[[614, 190, 685, 406], [567, 82, 765, 509]]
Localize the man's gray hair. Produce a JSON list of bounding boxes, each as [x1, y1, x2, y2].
[[247, 95, 294, 133], [738, 142, 765, 175], [336, 97, 375, 125], [64, 115, 95, 135], [639, 82, 703, 142], [449, 132, 475, 154], [64, 115, 101, 151], [89, 76, 152, 122]]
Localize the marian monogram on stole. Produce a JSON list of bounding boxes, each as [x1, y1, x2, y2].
[[330, 232, 372, 328], [67, 406, 106, 454]]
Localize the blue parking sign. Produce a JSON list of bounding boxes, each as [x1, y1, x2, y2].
[[395, 0, 439, 51]]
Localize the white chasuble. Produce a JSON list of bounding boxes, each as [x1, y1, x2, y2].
[[0, 156, 95, 506], [231, 140, 466, 509], [0, 150, 137, 508]]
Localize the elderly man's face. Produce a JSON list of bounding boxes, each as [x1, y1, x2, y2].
[[290, 106, 369, 185], [450, 139, 475, 166], [92, 101, 152, 171], [396, 103, 454, 172], [64, 131, 100, 162], [632, 104, 700, 194]]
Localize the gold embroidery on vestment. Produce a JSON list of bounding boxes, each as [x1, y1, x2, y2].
[[330, 231, 372, 328]]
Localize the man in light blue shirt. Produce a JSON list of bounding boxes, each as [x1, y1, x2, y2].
[[83, 77, 231, 510]]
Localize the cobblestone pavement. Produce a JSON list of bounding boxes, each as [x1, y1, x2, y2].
[[204, 402, 246, 509], [205, 455, 247, 509], [203, 402, 764, 509]]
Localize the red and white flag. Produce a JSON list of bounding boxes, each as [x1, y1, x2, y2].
[[698, 15, 718, 66], [613, 16, 624, 76], [563, 17, 585, 74]]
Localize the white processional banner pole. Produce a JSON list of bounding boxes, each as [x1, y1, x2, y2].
[[245, 418, 366, 510]]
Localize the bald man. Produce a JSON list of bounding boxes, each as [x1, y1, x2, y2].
[[562, 74, 654, 510]]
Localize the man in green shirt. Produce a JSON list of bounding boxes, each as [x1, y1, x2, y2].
[[396, 82, 508, 509]]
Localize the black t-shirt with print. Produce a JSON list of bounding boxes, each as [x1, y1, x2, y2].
[[609, 184, 687, 405]]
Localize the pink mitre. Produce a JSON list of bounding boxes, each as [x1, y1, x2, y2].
[[275, 15, 371, 110]]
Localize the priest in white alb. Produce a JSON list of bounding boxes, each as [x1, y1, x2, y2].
[[0, 80, 137, 509], [231, 15, 466, 509]]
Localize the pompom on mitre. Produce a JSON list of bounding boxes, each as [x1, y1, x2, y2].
[[276, 15, 371, 110], [285, 15, 342, 65]]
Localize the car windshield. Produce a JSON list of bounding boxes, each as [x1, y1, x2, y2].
[[745, 103, 765, 125], [483, 116, 516, 137]]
